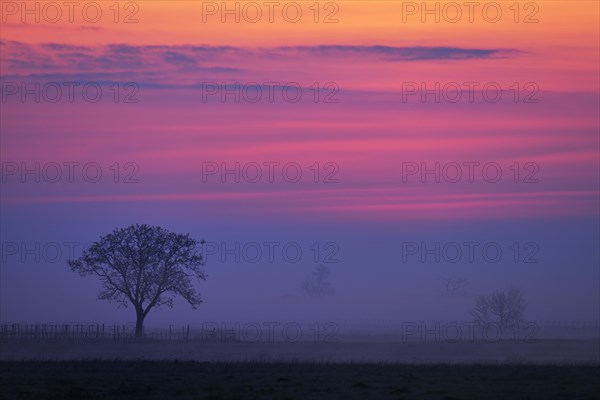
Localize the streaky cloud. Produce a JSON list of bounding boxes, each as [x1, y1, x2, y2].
[[271, 45, 521, 60]]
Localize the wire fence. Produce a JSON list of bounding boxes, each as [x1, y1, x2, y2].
[[1, 320, 598, 343], [0, 322, 191, 342]]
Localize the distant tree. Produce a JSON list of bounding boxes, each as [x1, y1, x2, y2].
[[470, 287, 527, 328], [302, 264, 334, 295], [68, 224, 206, 338], [442, 276, 469, 296]]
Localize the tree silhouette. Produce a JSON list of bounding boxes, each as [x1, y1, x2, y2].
[[68, 224, 206, 338], [470, 287, 527, 329], [442, 276, 469, 296], [302, 264, 334, 295]]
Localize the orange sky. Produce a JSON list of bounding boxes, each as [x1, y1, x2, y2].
[[2, 1, 599, 93], [1, 1, 599, 220]]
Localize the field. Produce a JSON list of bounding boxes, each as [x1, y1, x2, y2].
[[1, 360, 599, 399], [2, 325, 599, 399], [1, 336, 599, 399], [1, 335, 599, 364]]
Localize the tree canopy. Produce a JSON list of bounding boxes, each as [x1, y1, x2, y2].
[[68, 224, 206, 337]]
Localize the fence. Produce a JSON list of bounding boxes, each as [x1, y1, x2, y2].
[[0, 322, 191, 342], [1, 320, 598, 342]]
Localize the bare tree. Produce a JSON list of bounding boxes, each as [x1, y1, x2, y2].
[[470, 287, 527, 328], [68, 224, 206, 338], [302, 264, 334, 295], [442, 276, 469, 296]]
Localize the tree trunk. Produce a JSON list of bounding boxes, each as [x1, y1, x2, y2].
[[135, 309, 145, 339]]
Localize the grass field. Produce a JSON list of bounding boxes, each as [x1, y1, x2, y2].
[[2, 337, 598, 399], [1, 361, 599, 399], [2, 338, 599, 364]]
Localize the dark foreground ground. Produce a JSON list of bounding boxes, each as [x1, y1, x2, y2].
[[1, 361, 599, 400]]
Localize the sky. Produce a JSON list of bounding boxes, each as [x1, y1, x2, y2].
[[0, 1, 599, 328]]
